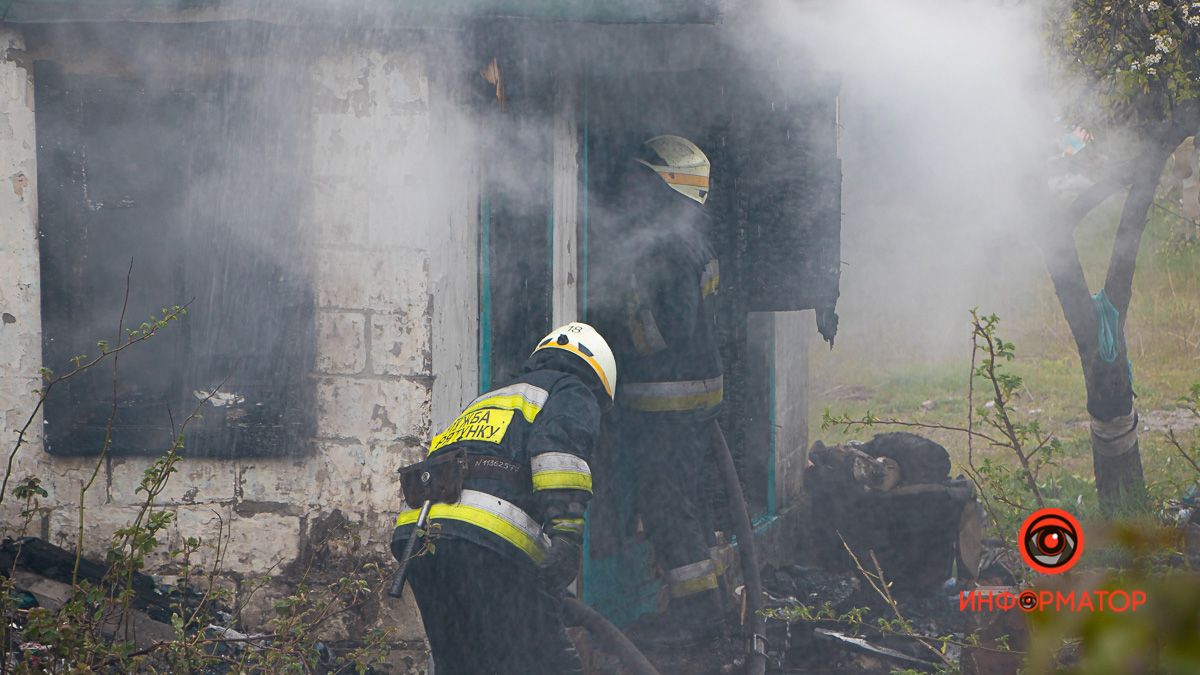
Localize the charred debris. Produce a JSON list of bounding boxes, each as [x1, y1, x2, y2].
[[1, 537, 378, 674], [566, 431, 1016, 675]]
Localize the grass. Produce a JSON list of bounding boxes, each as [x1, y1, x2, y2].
[[809, 194, 1200, 510]]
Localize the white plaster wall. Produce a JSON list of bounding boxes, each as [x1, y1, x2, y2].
[[427, 56, 481, 431], [774, 310, 811, 510], [0, 27, 470, 664], [0, 26, 48, 521], [551, 84, 580, 327]]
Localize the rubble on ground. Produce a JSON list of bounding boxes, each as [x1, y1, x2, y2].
[[2, 537, 378, 673], [754, 432, 1013, 674], [580, 431, 1008, 674]]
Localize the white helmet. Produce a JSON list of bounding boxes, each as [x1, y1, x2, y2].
[[635, 134, 711, 205], [533, 322, 617, 401]]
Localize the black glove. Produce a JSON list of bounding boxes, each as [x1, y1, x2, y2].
[[538, 534, 582, 592]]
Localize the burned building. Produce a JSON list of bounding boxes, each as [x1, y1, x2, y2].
[[0, 1, 840, 668]]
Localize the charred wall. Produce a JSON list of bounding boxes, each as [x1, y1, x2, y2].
[[0, 21, 485, 669]]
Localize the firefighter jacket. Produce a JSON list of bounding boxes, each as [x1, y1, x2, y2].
[[393, 353, 602, 566], [616, 196, 723, 421]]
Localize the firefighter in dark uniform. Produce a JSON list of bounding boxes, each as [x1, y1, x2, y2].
[[391, 322, 616, 675], [610, 135, 726, 643]]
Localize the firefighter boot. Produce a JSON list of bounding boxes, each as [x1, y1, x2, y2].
[[630, 586, 725, 648]]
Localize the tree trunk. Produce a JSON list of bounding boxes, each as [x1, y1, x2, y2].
[[1039, 117, 1194, 514], [1042, 207, 1146, 515], [1085, 158, 1166, 513]]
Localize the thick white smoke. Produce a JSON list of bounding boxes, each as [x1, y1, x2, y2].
[[737, 0, 1060, 361]]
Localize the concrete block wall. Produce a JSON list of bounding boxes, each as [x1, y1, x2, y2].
[[0, 26, 464, 667]]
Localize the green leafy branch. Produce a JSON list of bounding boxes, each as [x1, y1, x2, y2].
[[2, 258, 190, 506], [822, 311, 1060, 533]]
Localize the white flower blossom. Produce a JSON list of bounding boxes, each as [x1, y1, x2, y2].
[[1146, 67, 1158, 75], [1189, 15, 1200, 26], [1147, 0, 1160, 10]]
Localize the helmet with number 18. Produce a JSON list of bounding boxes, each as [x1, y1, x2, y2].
[[532, 322, 617, 402]]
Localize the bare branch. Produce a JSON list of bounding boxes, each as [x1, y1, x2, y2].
[[1165, 429, 1200, 476], [837, 533, 953, 667]]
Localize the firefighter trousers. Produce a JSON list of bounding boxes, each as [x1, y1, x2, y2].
[[407, 538, 583, 675], [622, 412, 724, 629]]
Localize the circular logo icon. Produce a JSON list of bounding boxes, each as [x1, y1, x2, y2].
[[1017, 590, 1039, 611], [1019, 508, 1084, 574]]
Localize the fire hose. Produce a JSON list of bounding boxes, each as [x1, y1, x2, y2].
[[389, 423, 764, 674], [710, 420, 768, 675], [566, 421, 766, 675], [563, 597, 662, 675]]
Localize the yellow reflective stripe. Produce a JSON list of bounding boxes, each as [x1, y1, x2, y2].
[[623, 376, 723, 412], [629, 308, 667, 355], [532, 453, 593, 492], [665, 558, 716, 583], [668, 573, 719, 598], [462, 383, 548, 423], [469, 382, 550, 409], [710, 544, 735, 575], [701, 260, 720, 298], [624, 388, 723, 413], [531, 452, 590, 474], [395, 490, 549, 563], [551, 518, 585, 535], [665, 559, 719, 598], [532, 470, 593, 492], [462, 395, 541, 424], [626, 389, 723, 412]]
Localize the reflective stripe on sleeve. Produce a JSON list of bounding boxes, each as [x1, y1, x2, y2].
[[464, 383, 549, 423], [622, 375, 723, 413], [709, 543, 735, 575], [630, 308, 668, 355], [701, 259, 719, 298], [530, 452, 593, 492], [664, 559, 719, 598], [550, 517, 585, 536], [395, 489, 551, 563]]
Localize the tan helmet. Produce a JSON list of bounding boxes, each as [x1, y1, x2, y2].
[[635, 135, 711, 205], [533, 322, 617, 401]]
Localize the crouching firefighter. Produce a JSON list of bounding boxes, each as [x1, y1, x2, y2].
[[607, 135, 727, 645], [390, 322, 615, 675]]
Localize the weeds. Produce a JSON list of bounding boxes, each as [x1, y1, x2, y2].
[[1164, 384, 1200, 477], [825, 310, 1064, 535], [2, 266, 393, 673], [809, 309, 1200, 673]]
